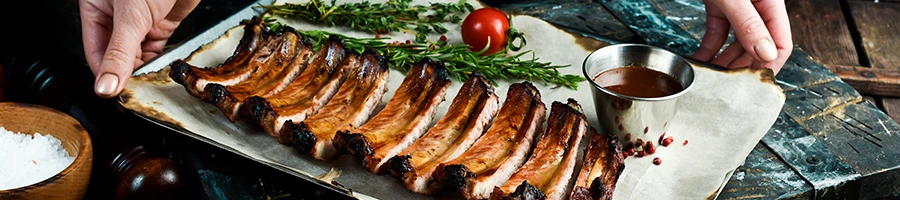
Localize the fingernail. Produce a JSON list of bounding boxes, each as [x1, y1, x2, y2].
[[754, 39, 778, 62], [96, 73, 119, 96]]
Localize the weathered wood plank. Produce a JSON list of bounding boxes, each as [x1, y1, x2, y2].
[[787, 0, 860, 66], [719, 143, 813, 200], [779, 49, 900, 199], [825, 64, 900, 97], [598, 0, 700, 55], [485, 0, 638, 43], [849, 1, 900, 69], [881, 98, 900, 123], [646, 0, 709, 41], [862, 96, 877, 107]]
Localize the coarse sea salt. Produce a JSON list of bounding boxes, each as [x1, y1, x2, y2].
[[0, 127, 75, 190]]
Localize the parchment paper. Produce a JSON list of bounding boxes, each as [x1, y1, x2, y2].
[[121, 0, 785, 199]]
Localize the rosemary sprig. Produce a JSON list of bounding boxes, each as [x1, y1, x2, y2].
[[264, 18, 585, 89], [260, 0, 474, 43]]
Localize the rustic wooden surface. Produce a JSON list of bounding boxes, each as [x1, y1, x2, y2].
[[787, 0, 860, 66], [882, 98, 900, 125], [849, 1, 900, 69], [485, 1, 639, 43], [788, 0, 900, 97]]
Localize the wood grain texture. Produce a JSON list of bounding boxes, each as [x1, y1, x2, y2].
[[486, 0, 638, 43], [718, 143, 813, 200], [849, 1, 900, 69], [778, 49, 900, 199], [881, 97, 900, 123], [0, 103, 93, 200], [862, 96, 878, 107], [787, 0, 860, 66], [825, 64, 900, 96]]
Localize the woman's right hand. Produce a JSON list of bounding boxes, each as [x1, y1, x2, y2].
[[79, 0, 200, 98], [692, 0, 793, 74]]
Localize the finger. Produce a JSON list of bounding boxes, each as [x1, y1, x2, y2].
[[141, 39, 168, 61], [95, 0, 157, 98], [167, 0, 200, 22], [754, 0, 793, 74], [79, 0, 113, 75], [693, 0, 731, 62], [712, 43, 745, 67], [728, 53, 755, 69], [144, 0, 200, 41], [708, 0, 778, 62]]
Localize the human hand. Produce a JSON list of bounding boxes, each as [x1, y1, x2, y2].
[[692, 0, 793, 74], [80, 0, 200, 98]]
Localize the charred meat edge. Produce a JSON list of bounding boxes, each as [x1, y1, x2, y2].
[[490, 181, 547, 200], [203, 29, 310, 122], [169, 17, 269, 97], [244, 36, 349, 137], [493, 99, 587, 200], [333, 58, 451, 174], [433, 82, 546, 200], [386, 74, 499, 195], [570, 128, 625, 200], [279, 49, 390, 160]]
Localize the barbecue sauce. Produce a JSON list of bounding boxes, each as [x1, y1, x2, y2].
[[593, 67, 683, 98]]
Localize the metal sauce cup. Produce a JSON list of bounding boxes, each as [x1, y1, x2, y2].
[[583, 44, 695, 147]]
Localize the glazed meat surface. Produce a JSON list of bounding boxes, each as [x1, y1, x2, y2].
[[433, 82, 546, 200], [278, 50, 389, 160], [570, 128, 625, 200], [333, 58, 451, 174], [387, 74, 500, 195], [243, 36, 348, 137], [493, 99, 587, 200], [203, 29, 311, 121], [169, 17, 270, 97]]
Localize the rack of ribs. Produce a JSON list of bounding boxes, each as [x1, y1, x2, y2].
[[202, 28, 313, 121], [169, 17, 270, 97], [278, 50, 389, 160], [333, 58, 451, 174], [433, 82, 546, 200], [491, 99, 588, 200], [570, 128, 625, 200], [386, 74, 500, 195], [243, 36, 348, 137]]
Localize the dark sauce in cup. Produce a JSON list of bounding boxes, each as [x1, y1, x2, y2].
[[593, 66, 683, 98]]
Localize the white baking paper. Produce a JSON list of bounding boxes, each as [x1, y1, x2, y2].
[[121, 0, 785, 199]]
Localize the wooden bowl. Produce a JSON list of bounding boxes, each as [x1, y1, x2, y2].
[[0, 102, 93, 200]]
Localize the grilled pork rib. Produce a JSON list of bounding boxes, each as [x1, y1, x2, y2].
[[492, 99, 587, 200], [279, 50, 389, 160], [169, 17, 270, 97], [387, 74, 500, 195], [570, 128, 625, 200], [433, 82, 546, 200], [244, 36, 348, 137], [333, 58, 451, 174], [203, 29, 311, 121]]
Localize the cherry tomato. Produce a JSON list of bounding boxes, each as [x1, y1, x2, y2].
[[461, 8, 509, 55]]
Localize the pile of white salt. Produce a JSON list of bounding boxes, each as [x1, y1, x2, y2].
[[0, 127, 75, 190]]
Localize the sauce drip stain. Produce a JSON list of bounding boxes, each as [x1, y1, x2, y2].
[[593, 66, 683, 98]]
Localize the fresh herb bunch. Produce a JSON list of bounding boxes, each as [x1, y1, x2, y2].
[[261, 0, 474, 43], [264, 18, 585, 89]]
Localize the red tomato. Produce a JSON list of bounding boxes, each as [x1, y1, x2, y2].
[[461, 8, 509, 55]]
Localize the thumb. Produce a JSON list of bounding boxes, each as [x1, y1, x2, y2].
[[711, 0, 778, 62], [95, 1, 155, 98]]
